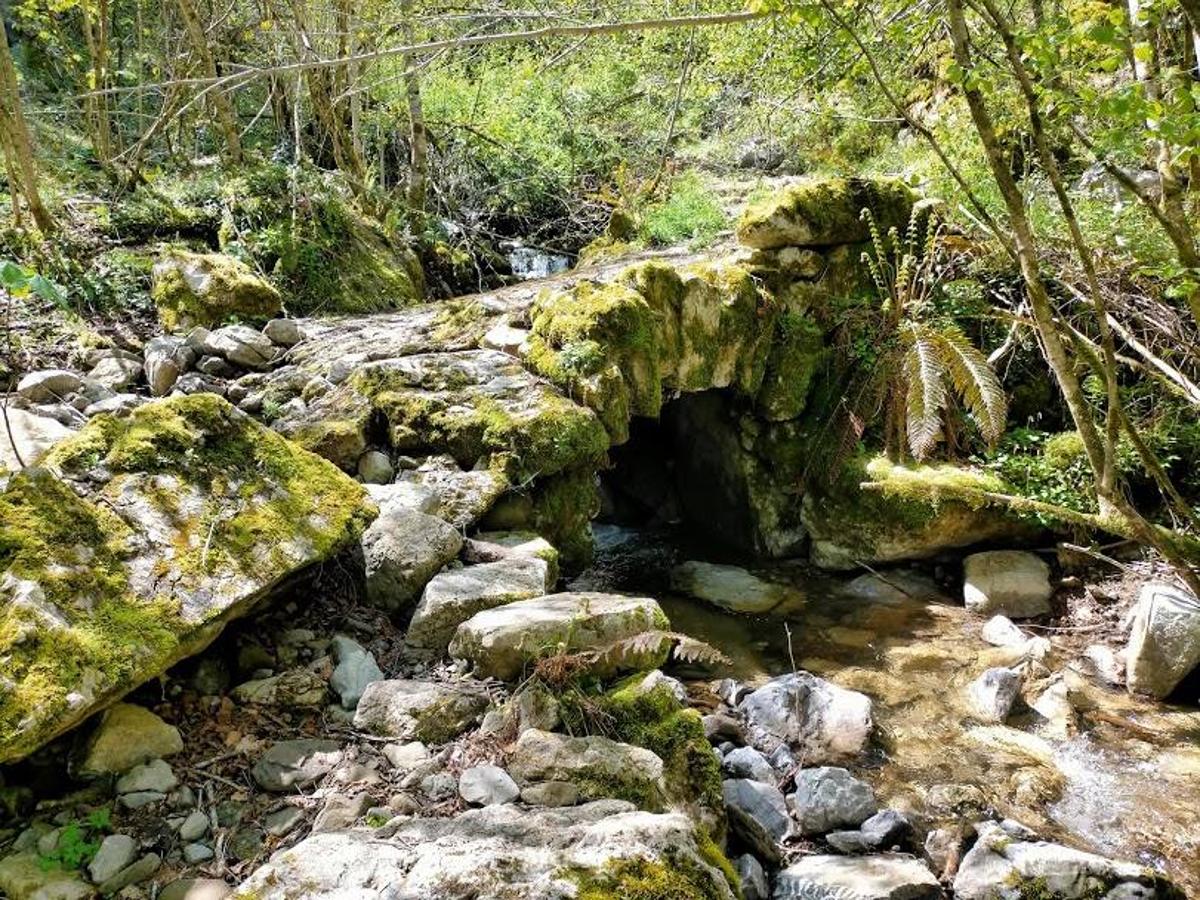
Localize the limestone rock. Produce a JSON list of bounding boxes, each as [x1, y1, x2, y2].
[[116, 758, 178, 794], [365, 481, 441, 517], [449, 592, 669, 681], [144, 336, 196, 396], [722, 778, 792, 863], [252, 739, 344, 792], [356, 450, 394, 484], [152, 250, 282, 331], [76, 703, 183, 777], [16, 369, 82, 403], [97, 853, 160, 895], [967, 667, 1023, 723], [263, 318, 304, 347], [954, 820, 1180, 899], [405, 556, 551, 656], [458, 764, 520, 806], [963, 551, 1052, 618], [87, 354, 143, 392], [507, 729, 666, 809], [329, 635, 384, 709], [463, 531, 560, 585], [353, 679, 490, 743], [789, 766, 878, 835], [737, 177, 914, 249], [204, 325, 279, 371], [88, 834, 137, 883], [738, 853, 770, 900], [722, 746, 776, 784], [362, 508, 463, 612], [1125, 582, 1200, 698], [980, 615, 1026, 647], [774, 853, 941, 900], [0, 851, 93, 900], [232, 802, 736, 899], [669, 561, 803, 614], [739, 672, 873, 762], [161, 878, 232, 900], [232, 668, 328, 708], [521, 781, 579, 807], [0, 408, 74, 472]]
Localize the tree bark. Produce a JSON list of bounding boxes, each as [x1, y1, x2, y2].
[[400, 0, 428, 211], [174, 0, 243, 163], [0, 22, 53, 232]]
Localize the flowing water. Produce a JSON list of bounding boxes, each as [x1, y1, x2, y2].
[[575, 524, 1200, 894]]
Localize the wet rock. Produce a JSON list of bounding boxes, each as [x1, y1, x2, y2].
[[508, 729, 666, 808], [1125, 582, 1200, 698], [361, 508, 464, 612], [116, 758, 178, 794], [0, 852, 93, 899], [88, 833, 138, 883], [738, 672, 873, 762], [17, 369, 82, 403], [703, 712, 745, 744], [723, 778, 792, 863], [722, 746, 776, 783], [954, 820, 1180, 899], [1031, 675, 1077, 738], [1083, 643, 1125, 686], [356, 450, 394, 485], [354, 679, 490, 743], [967, 667, 1023, 723], [161, 878, 232, 900], [329, 635, 383, 709], [980, 615, 1025, 647], [449, 592, 669, 681], [0, 408, 74, 471], [77, 704, 183, 777], [520, 781, 579, 807], [860, 810, 913, 849], [963, 551, 1052, 618], [774, 853, 941, 900], [97, 853, 160, 895], [405, 556, 551, 657], [459, 764, 520, 806], [234, 802, 735, 899], [737, 853, 769, 900], [312, 793, 371, 833], [669, 561, 803, 614], [143, 336, 196, 396], [263, 318, 304, 347], [252, 739, 344, 792], [789, 766, 878, 835]]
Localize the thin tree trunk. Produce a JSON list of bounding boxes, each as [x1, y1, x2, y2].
[[1, 129, 23, 227], [946, 0, 1200, 595], [400, 0, 428, 211], [0, 23, 53, 232], [174, 0, 243, 163]]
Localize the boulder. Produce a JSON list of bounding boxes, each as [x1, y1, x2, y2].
[[88, 833, 138, 883], [463, 530, 560, 585], [722, 778, 792, 863], [738, 672, 873, 762], [722, 746, 776, 783], [76, 703, 183, 777], [0, 851, 92, 900], [329, 635, 384, 709], [353, 679, 490, 743], [962, 551, 1052, 618], [669, 561, 803, 614], [0, 395, 371, 765], [87, 354, 143, 391], [774, 853, 941, 900], [16, 369, 82, 403], [152, 250, 282, 331], [738, 853, 770, 900], [204, 325, 279, 371], [1125, 582, 1200, 698], [0, 408, 74, 472], [263, 318, 304, 347], [507, 729, 667, 809], [789, 766, 878, 835], [458, 764, 520, 806], [449, 592, 669, 681], [362, 508, 463, 612], [356, 450, 394, 484], [954, 820, 1181, 899], [143, 336, 196, 396], [251, 739, 344, 792], [405, 556, 551, 656], [232, 802, 737, 899], [967, 667, 1023, 723], [736, 176, 914, 249]]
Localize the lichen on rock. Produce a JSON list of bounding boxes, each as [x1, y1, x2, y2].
[[0, 394, 372, 764]]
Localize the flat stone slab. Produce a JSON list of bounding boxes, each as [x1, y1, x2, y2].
[[448, 592, 669, 681], [353, 679, 490, 743], [670, 561, 803, 614]]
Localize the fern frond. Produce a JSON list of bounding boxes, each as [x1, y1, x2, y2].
[[671, 635, 732, 668], [933, 324, 1008, 446], [902, 324, 947, 459]]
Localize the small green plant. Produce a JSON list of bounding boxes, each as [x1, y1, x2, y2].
[[640, 174, 727, 247], [37, 808, 112, 872]]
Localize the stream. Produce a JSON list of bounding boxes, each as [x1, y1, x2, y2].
[[574, 524, 1200, 894]]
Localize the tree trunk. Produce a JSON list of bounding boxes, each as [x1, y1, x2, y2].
[[0, 22, 53, 232], [174, 0, 243, 163], [400, 0, 428, 212]]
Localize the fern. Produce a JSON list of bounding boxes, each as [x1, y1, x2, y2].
[[902, 323, 947, 459], [533, 630, 731, 687], [934, 324, 1008, 446]]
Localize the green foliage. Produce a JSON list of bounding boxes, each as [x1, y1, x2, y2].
[[0, 259, 65, 305], [640, 174, 728, 247], [38, 808, 112, 872]]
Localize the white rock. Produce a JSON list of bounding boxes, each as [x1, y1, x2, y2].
[[980, 615, 1026, 647], [963, 551, 1052, 618], [143, 336, 195, 396], [967, 667, 1023, 723], [788, 767, 878, 835], [357, 450, 394, 485], [88, 834, 137, 883], [87, 355, 143, 391], [738, 672, 873, 763], [480, 322, 530, 356], [264, 318, 304, 347], [204, 325, 278, 371], [329, 635, 384, 710], [116, 759, 178, 794], [1125, 582, 1200, 698], [670, 561, 803, 614], [0, 408, 73, 471], [775, 853, 941, 900], [17, 369, 82, 402], [458, 764, 520, 806]]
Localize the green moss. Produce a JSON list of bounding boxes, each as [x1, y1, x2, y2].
[[736, 176, 915, 250], [756, 311, 827, 421], [1, 395, 373, 764], [151, 250, 281, 331], [567, 844, 739, 900]]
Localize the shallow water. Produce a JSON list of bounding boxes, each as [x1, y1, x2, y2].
[[577, 525, 1200, 893]]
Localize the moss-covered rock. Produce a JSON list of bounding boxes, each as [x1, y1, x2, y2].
[[755, 310, 827, 421], [802, 456, 1040, 570], [736, 176, 915, 249], [0, 394, 372, 764], [151, 250, 282, 331]]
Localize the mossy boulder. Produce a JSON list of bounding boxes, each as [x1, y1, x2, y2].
[[0, 394, 372, 764], [802, 457, 1040, 570], [507, 729, 668, 810], [151, 250, 282, 331], [736, 176, 915, 249]]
